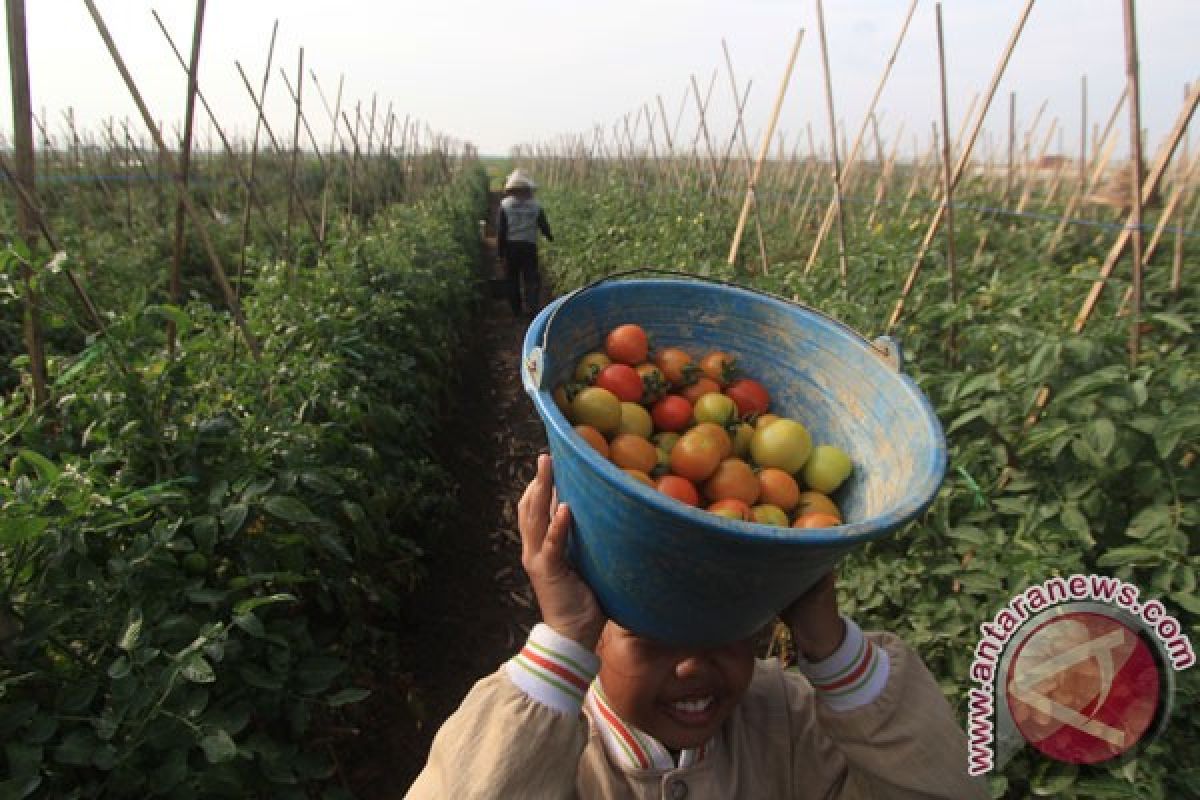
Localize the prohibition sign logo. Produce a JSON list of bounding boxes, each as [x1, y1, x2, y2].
[[1004, 611, 1163, 765]]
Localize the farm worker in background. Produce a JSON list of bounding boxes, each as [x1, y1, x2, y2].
[[407, 454, 988, 799], [497, 168, 554, 319]]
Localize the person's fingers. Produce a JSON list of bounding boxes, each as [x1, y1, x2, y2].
[[541, 503, 572, 573], [519, 455, 556, 562]]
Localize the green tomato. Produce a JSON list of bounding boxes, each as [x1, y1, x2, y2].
[[750, 504, 790, 527], [802, 444, 853, 493], [574, 351, 612, 384], [617, 402, 654, 438], [571, 387, 621, 436], [750, 418, 812, 474], [653, 431, 681, 453], [693, 392, 737, 427], [731, 422, 755, 459]]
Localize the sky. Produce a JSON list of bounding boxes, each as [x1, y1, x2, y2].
[[1, 1, 1196, 161]]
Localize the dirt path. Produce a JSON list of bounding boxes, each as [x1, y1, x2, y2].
[[340, 192, 545, 797]]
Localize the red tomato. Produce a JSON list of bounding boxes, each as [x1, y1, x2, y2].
[[654, 347, 698, 387], [725, 378, 771, 418], [606, 324, 649, 365], [595, 364, 644, 403], [651, 395, 692, 432], [656, 474, 700, 507]]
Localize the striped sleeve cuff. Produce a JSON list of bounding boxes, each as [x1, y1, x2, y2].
[[794, 617, 890, 712], [505, 623, 602, 715]]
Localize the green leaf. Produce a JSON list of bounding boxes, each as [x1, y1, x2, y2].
[[118, 609, 144, 652], [318, 533, 353, 562], [16, 449, 59, 481], [220, 503, 249, 536], [300, 469, 343, 496], [144, 303, 192, 335], [53, 729, 96, 766], [180, 654, 216, 684], [262, 495, 318, 524], [233, 593, 297, 616], [326, 688, 371, 707], [1083, 418, 1116, 459], [239, 664, 284, 690], [0, 517, 50, 545], [1169, 591, 1200, 615], [947, 408, 985, 435], [200, 730, 237, 764], [1096, 546, 1165, 568], [1150, 311, 1193, 334], [296, 656, 346, 692]]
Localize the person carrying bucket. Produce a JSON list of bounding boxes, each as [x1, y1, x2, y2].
[[497, 168, 554, 319], [407, 454, 987, 799]]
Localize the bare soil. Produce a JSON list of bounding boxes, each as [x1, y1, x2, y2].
[[337, 193, 545, 798]]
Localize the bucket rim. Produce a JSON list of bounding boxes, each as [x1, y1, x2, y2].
[[523, 277, 948, 546]]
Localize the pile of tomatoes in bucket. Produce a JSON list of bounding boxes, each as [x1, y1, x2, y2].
[[553, 323, 854, 529]]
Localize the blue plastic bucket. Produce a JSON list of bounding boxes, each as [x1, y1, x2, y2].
[[521, 275, 946, 647]]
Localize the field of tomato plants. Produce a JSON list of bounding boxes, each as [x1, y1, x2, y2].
[[0, 148, 490, 797], [530, 163, 1198, 798]]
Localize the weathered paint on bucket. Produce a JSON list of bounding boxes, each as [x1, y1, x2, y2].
[[521, 277, 946, 647]]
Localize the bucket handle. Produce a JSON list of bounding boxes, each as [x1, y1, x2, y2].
[[529, 268, 905, 391]]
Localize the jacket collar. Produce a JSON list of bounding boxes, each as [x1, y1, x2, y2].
[[584, 680, 713, 772]]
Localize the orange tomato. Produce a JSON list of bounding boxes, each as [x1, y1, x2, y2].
[[707, 497, 752, 521], [654, 346, 698, 387], [669, 428, 724, 482], [703, 458, 760, 505], [635, 363, 668, 404], [680, 376, 722, 405], [609, 433, 658, 474], [656, 474, 700, 507], [757, 468, 800, 512], [574, 424, 609, 459], [699, 350, 738, 386], [690, 422, 733, 459], [792, 511, 842, 529], [606, 324, 649, 365], [794, 490, 842, 521], [624, 469, 655, 488]]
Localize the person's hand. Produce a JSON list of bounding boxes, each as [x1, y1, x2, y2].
[[779, 572, 845, 662], [517, 454, 607, 649]]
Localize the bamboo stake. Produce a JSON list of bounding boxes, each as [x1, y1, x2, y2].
[[867, 119, 905, 230], [886, 0, 1036, 333], [236, 20, 276, 288], [1020, 81, 1200, 434], [727, 28, 804, 272], [234, 60, 322, 244], [168, 0, 207, 357], [7, 0, 48, 406], [151, 11, 282, 253], [285, 47, 304, 273], [1080, 75, 1089, 195], [1172, 83, 1190, 300], [812, 0, 848, 284], [935, 4, 958, 365], [1122, 0, 1145, 368], [804, 0, 918, 278], [720, 40, 768, 273], [83, 0, 259, 357], [1006, 92, 1016, 200], [689, 72, 722, 198], [1045, 89, 1126, 255]]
